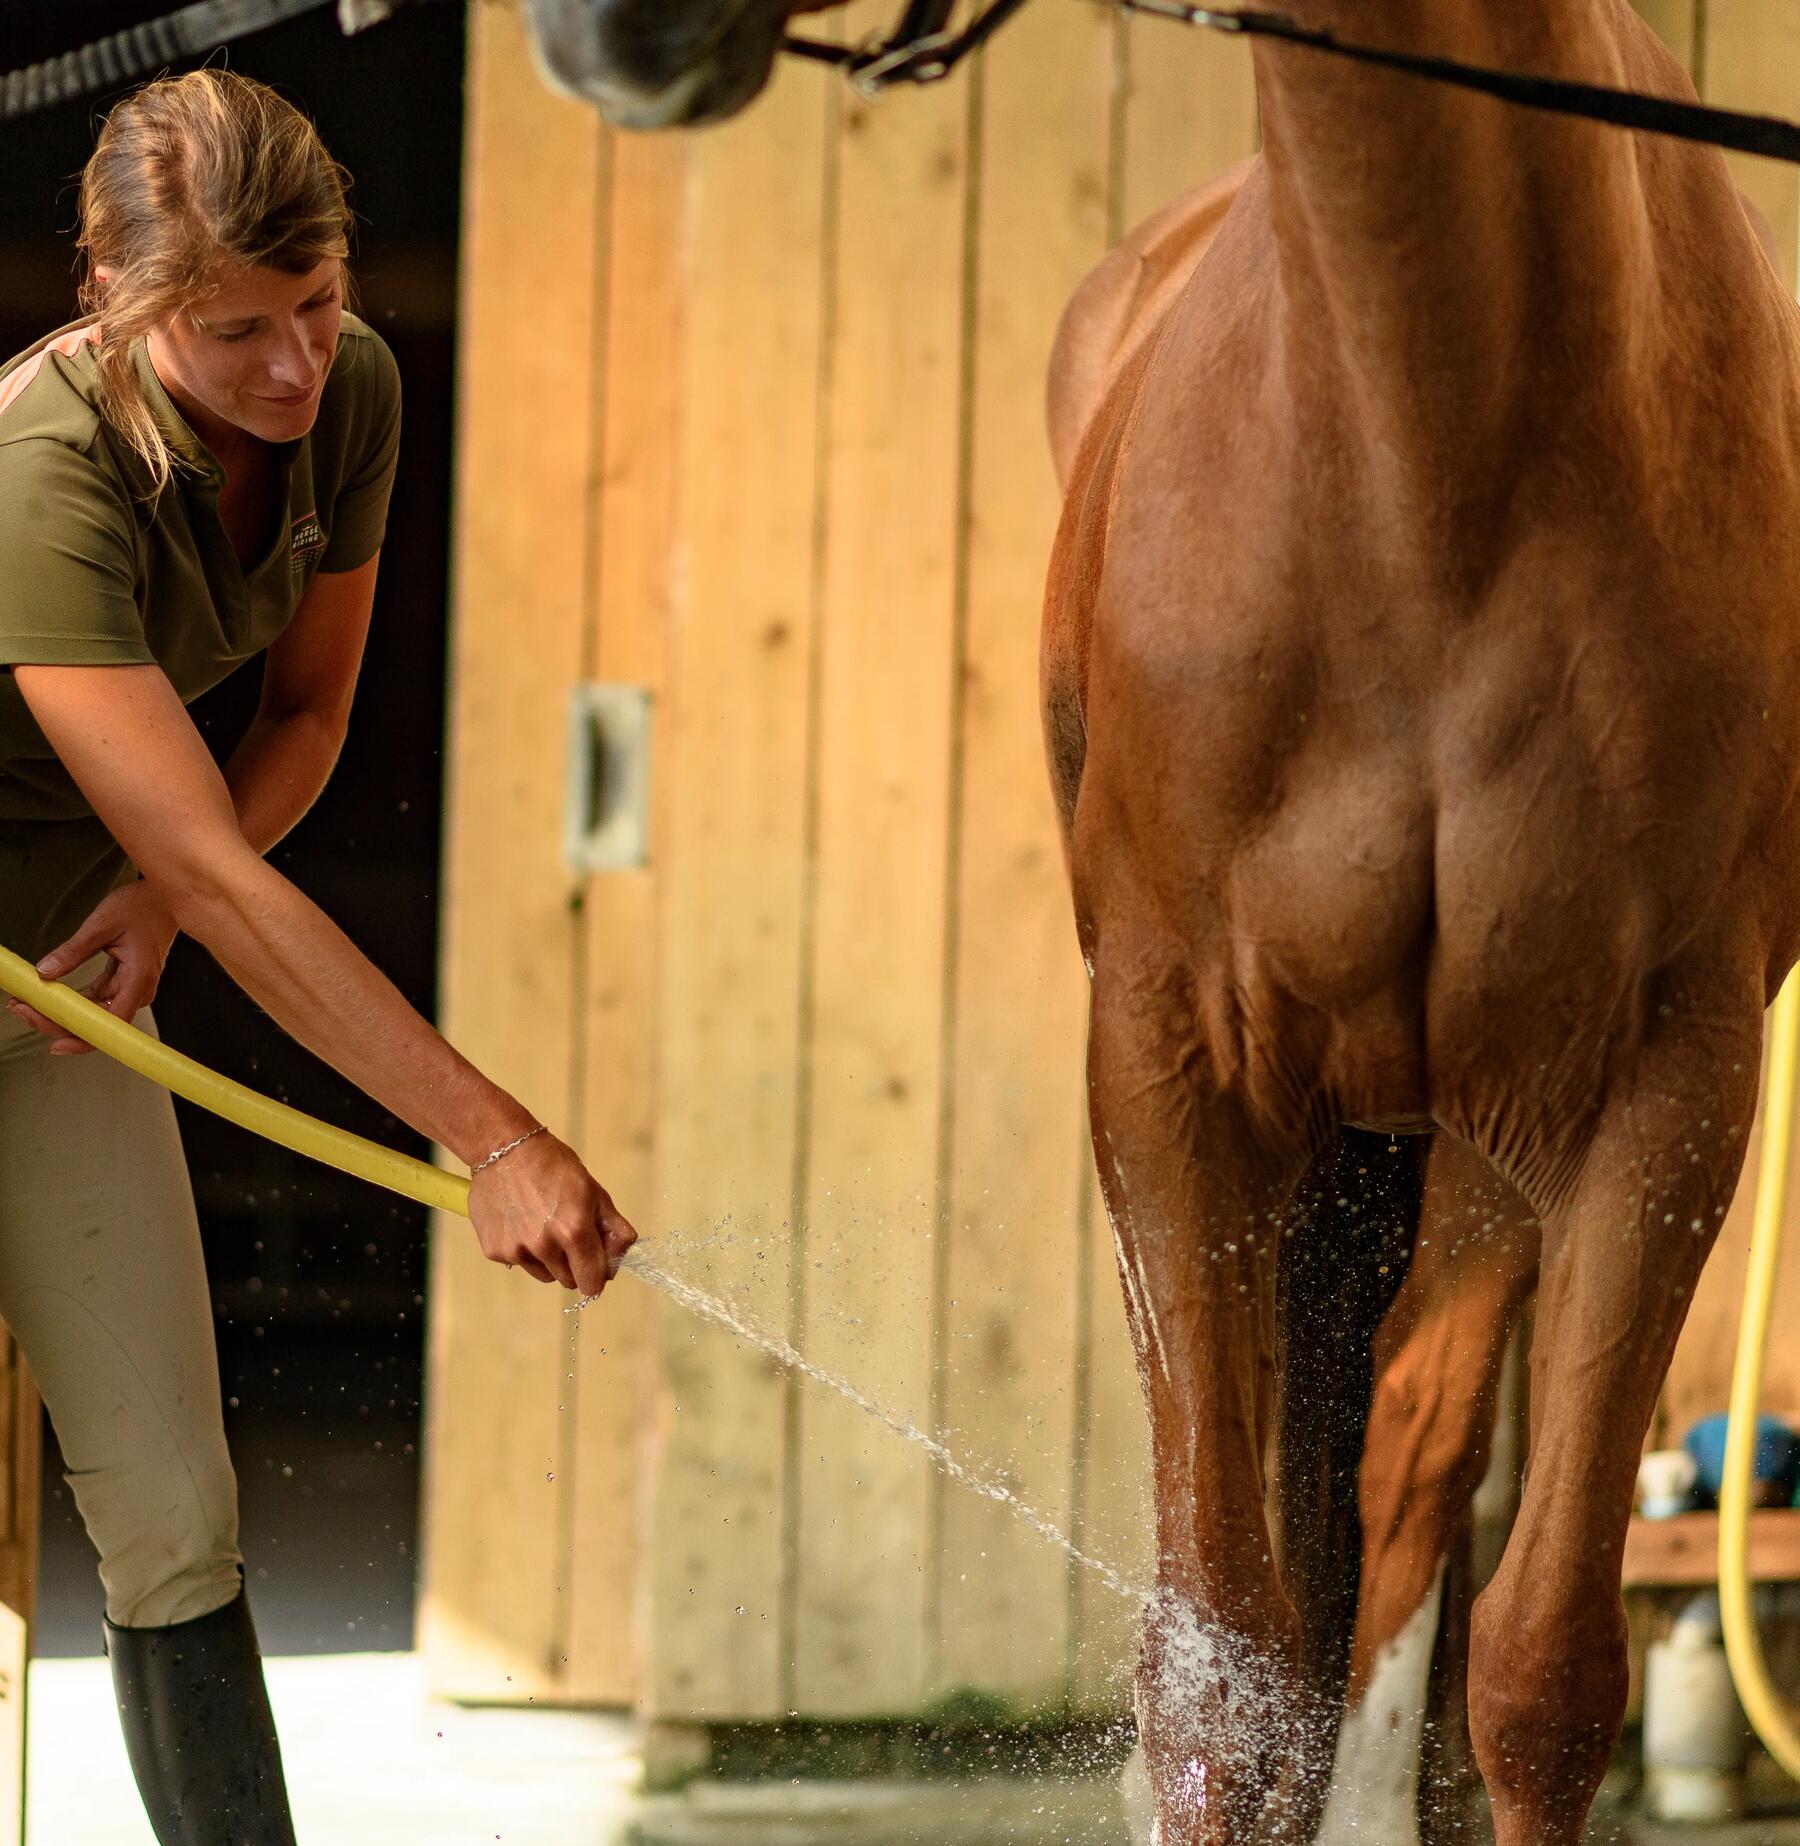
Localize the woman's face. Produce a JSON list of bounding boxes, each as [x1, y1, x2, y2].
[[145, 256, 344, 453]]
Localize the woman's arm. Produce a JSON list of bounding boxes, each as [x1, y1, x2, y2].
[[13, 550, 381, 1053], [222, 553, 379, 853], [20, 650, 448, 1137], [13, 659, 633, 1295]]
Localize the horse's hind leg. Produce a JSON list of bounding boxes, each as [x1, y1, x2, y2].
[[1316, 1134, 1540, 1845], [1465, 962, 1763, 1845], [1087, 961, 1319, 1846]]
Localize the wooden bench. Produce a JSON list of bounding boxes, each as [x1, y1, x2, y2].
[[1623, 1510, 1800, 1588]]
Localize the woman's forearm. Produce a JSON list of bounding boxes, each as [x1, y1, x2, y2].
[[158, 846, 535, 1168], [222, 711, 344, 856]]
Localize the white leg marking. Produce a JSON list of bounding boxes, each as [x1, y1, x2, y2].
[[1313, 1562, 1446, 1846]]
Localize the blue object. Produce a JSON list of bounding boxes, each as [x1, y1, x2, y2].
[[1684, 1413, 1800, 1503]]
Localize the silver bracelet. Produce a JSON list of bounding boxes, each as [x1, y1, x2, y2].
[[471, 1123, 547, 1177]]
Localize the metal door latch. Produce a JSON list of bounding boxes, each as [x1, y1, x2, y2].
[[565, 684, 652, 873]]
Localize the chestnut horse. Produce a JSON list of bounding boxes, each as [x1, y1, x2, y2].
[[527, 3, 1800, 1840]]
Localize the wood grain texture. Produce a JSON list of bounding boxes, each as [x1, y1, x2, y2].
[[563, 128, 688, 1710], [418, 0, 602, 1703], [1631, 0, 1699, 68], [1699, 0, 1800, 286], [644, 59, 832, 1722], [1623, 1510, 1800, 1586], [1120, 10, 1258, 228], [789, 64, 972, 1718], [932, 3, 1115, 1710]]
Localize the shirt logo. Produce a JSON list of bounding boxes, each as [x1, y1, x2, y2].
[[290, 512, 326, 573]]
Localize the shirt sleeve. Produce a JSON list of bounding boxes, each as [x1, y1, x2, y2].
[[0, 437, 151, 668], [319, 331, 402, 573]]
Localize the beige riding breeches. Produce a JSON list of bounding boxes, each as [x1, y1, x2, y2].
[[0, 967, 241, 1629]]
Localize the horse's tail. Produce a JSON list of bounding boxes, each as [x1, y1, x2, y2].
[[1271, 1128, 1427, 1790]]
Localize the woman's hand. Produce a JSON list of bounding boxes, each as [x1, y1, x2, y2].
[[468, 1128, 639, 1298], [6, 881, 179, 1055]]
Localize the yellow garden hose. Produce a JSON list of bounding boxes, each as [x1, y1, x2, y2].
[[1718, 967, 1800, 1779], [0, 937, 1796, 1766], [0, 942, 473, 1220]]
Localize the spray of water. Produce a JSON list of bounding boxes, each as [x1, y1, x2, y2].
[[574, 1244, 1147, 1606], [574, 1246, 1387, 1841]]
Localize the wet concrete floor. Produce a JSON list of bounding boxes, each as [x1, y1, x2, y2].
[[24, 1647, 1800, 1846]]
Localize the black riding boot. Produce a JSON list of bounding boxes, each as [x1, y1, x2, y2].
[[103, 1581, 298, 1845]]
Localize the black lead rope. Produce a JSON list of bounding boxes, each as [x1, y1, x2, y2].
[[12, 0, 1800, 171], [1125, 0, 1800, 166], [791, 0, 1800, 169]]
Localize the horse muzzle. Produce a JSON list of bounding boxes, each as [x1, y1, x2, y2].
[[520, 0, 789, 129]]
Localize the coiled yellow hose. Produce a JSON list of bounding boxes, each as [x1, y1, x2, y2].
[[1719, 968, 1800, 1778], [0, 943, 473, 1219]]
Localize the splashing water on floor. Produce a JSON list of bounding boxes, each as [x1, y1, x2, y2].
[[573, 1244, 1147, 1606]]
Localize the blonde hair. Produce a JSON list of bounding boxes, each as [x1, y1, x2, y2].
[[76, 69, 354, 494]]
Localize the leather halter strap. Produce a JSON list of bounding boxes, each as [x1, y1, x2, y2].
[[780, 0, 1032, 93], [785, 0, 1800, 170]]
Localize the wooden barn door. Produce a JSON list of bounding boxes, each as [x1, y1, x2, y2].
[[424, 0, 1800, 1740], [422, 0, 1251, 1723]]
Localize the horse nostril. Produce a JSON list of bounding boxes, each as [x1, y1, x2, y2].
[[522, 0, 786, 128], [525, 0, 733, 97]]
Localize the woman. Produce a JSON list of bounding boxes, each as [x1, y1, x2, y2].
[[0, 69, 635, 1844]]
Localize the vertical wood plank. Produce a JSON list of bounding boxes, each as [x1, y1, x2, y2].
[[931, 2, 1116, 1710], [644, 59, 833, 1722], [1121, 14, 1258, 225], [790, 62, 971, 1717], [1631, 0, 1699, 69], [563, 130, 689, 1709], [418, 0, 601, 1703], [1700, 0, 1800, 287]]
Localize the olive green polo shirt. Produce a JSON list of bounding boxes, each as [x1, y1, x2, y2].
[[0, 313, 400, 960]]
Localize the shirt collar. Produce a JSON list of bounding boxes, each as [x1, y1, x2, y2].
[[129, 339, 227, 484]]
